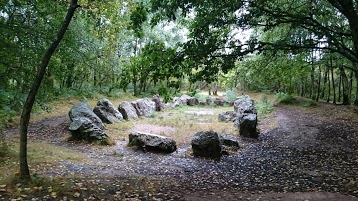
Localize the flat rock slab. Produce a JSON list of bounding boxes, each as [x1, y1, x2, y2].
[[128, 131, 177, 153]]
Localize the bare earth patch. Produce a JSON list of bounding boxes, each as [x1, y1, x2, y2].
[[127, 123, 176, 135]]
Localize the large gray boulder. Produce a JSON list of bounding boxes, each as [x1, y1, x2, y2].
[[69, 102, 104, 129], [152, 94, 164, 111], [128, 131, 177, 153], [234, 95, 257, 114], [191, 131, 222, 158], [234, 113, 258, 138], [119, 101, 138, 120], [93, 99, 123, 124], [218, 111, 237, 122], [131, 98, 156, 117], [68, 102, 112, 144]]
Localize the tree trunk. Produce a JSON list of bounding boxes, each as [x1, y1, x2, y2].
[[316, 65, 321, 101], [339, 66, 350, 105], [19, 0, 79, 180], [331, 56, 336, 104], [327, 68, 331, 103], [338, 73, 342, 103], [321, 65, 328, 99], [354, 69, 358, 105], [349, 69, 353, 100]]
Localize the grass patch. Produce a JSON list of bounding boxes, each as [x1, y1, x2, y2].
[[276, 92, 295, 104]]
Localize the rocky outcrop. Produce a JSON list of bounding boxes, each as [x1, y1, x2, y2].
[[93, 99, 123, 124], [131, 98, 156, 117], [119, 101, 138, 120], [152, 94, 164, 111], [191, 131, 222, 158], [68, 102, 112, 144], [218, 111, 237, 122], [128, 131, 177, 153]]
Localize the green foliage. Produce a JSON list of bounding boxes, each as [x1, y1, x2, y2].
[[276, 92, 295, 104], [256, 96, 274, 118], [225, 89, 237, 102], [301, 99, 317, 108]]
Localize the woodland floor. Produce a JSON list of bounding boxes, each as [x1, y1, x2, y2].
[[1, 101, 358, 201]]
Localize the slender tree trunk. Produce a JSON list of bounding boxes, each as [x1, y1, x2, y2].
[[339, 66, 350, 105], [19, 0, 79, 180], [331, 57, 336, 104], [327, 68, 331, 103], [338, 73, 342, 103], [354, 70, 358, 106], [316, 65, 321, 101], [349, 69, 353, 100], [321, 65, 328, 99]]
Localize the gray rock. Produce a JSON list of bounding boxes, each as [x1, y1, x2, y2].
[[68, 117, 107, 141], [93, 99, 123, 124], [191, 131, 222, 158], [234, 95, 257, 114], [119, 101, 138, 120], [128, 131, 177, 153], [69, 102, 104, 129], [131, 98, 156, 117], [213, 97, 226, 106], [152, 94, 164, 111], [218, 111, 237, 122], [68, 102, 110, 143], [219, 133, 239, 148], [206, 97, 213, 105], [235, 113, 258, 138], [172, 97, 181, 108], [179, 94, 192, 104], [187, 97, 199, 106]]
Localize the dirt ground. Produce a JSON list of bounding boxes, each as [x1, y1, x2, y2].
[[1, 102, 358, 201]]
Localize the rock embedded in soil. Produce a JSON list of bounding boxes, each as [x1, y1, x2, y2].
[[131, 98, 156, 117], [191, 131, 222, 158], [68, 102, 112, 144], [119, 101, 138, 120], [128, 131, 177, 153], [234, 95, 257, 114], [93, 99, 123, 124], [213, 97, 226, 106], [219, 133, 239, 148], [218, 111, 237, 122], [235, 113, 258, 138]]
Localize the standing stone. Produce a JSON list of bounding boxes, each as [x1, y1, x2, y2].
[[179, 94, 192, 104], [152, 94, 164, 111], [93, 99, 123, 124], [69, 102, 104, 129], [119, 101, 138, 120], [191, 131, 222, 158], [234, 113, 258, 138], [234, 95, 257, 114], [68, 102, 113, 144], [131, 98, 156, 117]]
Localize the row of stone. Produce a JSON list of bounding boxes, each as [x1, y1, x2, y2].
[[128, 130, 239, 158], [172, 94, 232, 107], [218, 95, 258, 138], [68, 96, 162, 144]]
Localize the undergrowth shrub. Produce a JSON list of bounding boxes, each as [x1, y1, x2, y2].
[[225, 89, 237, 102], [256, 95, 274, 118], [276, 92, 295, 104]]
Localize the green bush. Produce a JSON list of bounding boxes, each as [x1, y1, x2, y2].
[[225, 89, 237, 102], [256, 95, 274, 117], [302, 99, 317, 108], [0, 138, 14, 162], [276, 92, 295, 104]]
